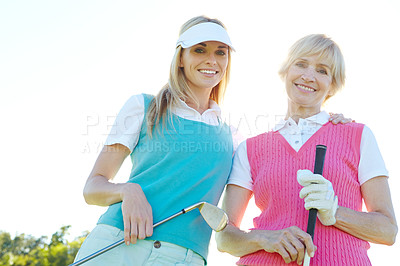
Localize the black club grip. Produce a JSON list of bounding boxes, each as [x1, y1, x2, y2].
[[306, 145, 327, 239]]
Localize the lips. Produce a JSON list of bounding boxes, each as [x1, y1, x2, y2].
[[296, 83, 316, 92]]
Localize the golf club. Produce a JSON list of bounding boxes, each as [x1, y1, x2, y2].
[[69, 201, 228, 266], [303, 145, 327, 266]]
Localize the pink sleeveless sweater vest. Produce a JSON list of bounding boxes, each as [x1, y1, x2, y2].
[[238, 122, 371, 266]]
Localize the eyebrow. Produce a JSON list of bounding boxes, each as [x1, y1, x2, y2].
[[198, 42, 229, 49]]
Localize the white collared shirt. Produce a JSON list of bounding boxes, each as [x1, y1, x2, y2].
[[105, 94, 241, 153], [228, 111, 388, 191]]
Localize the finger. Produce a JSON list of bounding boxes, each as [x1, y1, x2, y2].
[[331, 118, 339, 124], [281, 232, 302, 263], [275, 243, 292, 264], [303, 191, 327, 202], [137, 219, 147, 240], [130, 222, 138, 244], [297, 173, 327, 186], [282, 240, 299, 263], [297, 170, 313, 185], [304, 200, 330, 210], [329, 113, 343, 124], [286, 234, 306, 265], [300, 233, 316, 258], [123, 216, 131, 245], [290, 227, 316, 258], [296, 245, 305, 265], [146, 218, 153, 237], [341, 118, 353, 124], [299, 184, 328, 199]]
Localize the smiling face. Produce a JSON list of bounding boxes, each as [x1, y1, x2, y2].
[[285, 54, 334, 112], [179, 41, 229, 96]]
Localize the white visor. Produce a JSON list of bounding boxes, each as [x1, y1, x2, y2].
[[176, 22, 235, 51]]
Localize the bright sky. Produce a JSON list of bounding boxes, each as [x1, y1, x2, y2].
[[1, 0, 399, 265]]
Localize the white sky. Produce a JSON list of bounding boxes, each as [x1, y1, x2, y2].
[[1, 0, 399, 265]]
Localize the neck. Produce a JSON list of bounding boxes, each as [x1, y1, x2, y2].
[[286, 102, 321, 123], [186, 88, 213, 114]]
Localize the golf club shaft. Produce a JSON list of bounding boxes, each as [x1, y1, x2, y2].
[[69, 202, 203, 266], [304, 145, 327, 266]]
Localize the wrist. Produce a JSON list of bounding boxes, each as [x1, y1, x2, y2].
[[319, 196, 339, 226], [248, 229, 268, 251], [119, 183, 142, 201]]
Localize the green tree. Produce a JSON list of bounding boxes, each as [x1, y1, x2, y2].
[[0, 232, 12, 265], [0, 226, 88, 266]]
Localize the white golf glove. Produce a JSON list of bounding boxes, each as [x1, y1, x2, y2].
[[297, 169, 338, 226]]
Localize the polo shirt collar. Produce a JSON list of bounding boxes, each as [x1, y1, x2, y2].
[[273, 111, 330, 132]]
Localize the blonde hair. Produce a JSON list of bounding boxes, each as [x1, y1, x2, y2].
[[278, 34, 345, 102], [146, 16, 232, 136]]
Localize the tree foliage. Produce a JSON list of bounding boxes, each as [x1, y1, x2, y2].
[[0, 226, 88, 266]]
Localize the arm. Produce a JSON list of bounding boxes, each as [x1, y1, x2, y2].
[[215, 184, 254, 256], [216, 185, 316, 264], [84, 144, 132, 206], [298, 174, 397, 245], [334, 176, 397, 245], [332, 126, 397, 244], [83, 143, 153, 245], [298, 126, 397, 245]]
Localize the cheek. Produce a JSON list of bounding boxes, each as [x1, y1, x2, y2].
[[320, 78, 333, 91], [285, 68, 300, 83], [179, 49, 191, 68], [219, 59, 229, 74]]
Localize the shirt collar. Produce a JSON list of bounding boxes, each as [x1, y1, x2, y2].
[[173, 98, 222, 118], [273, 111, 330, 132]]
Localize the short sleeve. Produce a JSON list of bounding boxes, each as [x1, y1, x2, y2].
[[230, 125, 246, 152], [358, 125, 389, 185], [104, 94, 145, 153], [227, 140, 254, 191]]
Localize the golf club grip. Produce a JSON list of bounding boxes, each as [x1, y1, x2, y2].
[[306, 145, 327, 239]]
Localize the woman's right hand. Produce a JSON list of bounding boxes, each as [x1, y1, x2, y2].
[[83, 144, 153, 245], [216, 185, 316, 265], [120, 183, 153, 245], [253, 226, 316, 265]]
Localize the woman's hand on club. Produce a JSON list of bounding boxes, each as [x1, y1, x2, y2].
[[120, 183, 153, 245], [255, 226, 316, 265], [297, 170, 339, 226]]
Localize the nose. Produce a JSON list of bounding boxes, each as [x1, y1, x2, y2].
[[301, 68, 316, 82], [206, 53, 217, 65]]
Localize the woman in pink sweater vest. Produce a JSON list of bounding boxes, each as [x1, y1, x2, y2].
[[216, 34, 397, 265]]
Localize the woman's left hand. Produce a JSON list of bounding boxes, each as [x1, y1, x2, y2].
[[297, 170, 338, 226], [329, 113, 354, 124]]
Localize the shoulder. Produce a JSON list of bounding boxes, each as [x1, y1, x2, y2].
[[117, 94, 145, 113], [122, 93, 156, 113], [123, 94, 145, 107]]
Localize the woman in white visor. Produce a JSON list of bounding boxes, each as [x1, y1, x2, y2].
[[73, 16, 235, 265]]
